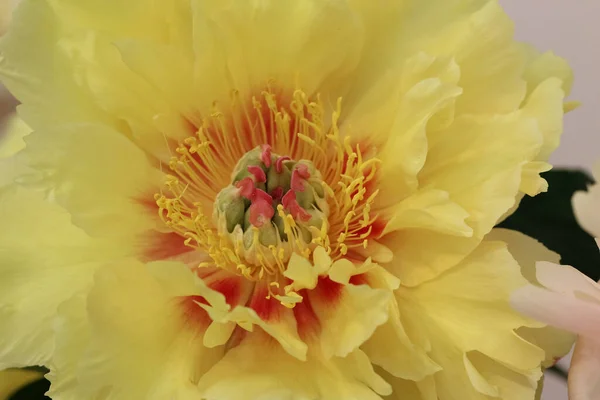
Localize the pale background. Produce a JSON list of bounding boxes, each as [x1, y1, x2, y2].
[[502, 0, 600, 172], [500, 0, 600, 399]]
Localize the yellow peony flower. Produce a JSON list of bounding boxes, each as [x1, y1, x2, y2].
[[0, 0, 576, 398]]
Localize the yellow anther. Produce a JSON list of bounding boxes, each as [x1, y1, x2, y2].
[[343, 211, 355, 227], [352, 187, 366, 206], [340, 243, 348, 255]]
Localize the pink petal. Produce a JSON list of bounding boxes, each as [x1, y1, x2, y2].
[[535, 262, 600, 299], [569, 336, 600, 400], [511, 284, 600, 338]]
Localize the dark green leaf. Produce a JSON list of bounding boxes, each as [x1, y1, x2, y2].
[[498, 169, 600, 281], [7, 378, 50, 400]]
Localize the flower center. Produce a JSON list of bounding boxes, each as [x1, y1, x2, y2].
[[154, 88, 383, 302], [213, 144, 329, 269]]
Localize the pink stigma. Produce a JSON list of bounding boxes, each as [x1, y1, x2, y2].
[[260, 144, 272, 168], [296, 164, 311, 179], [291, 164, 311, 192], [236, 177, 255, 199], [270, 186, 284, 202], [249, 189, 274, 227], [275, 156, 291, 173], [291, 169, 306, 192], [252, 188, 273, 204], [248, 165, 267, 183], [282, 191, 311, 222]]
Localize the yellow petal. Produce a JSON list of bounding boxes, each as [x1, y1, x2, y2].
[[518, 325, 575, 369], [394, 112, 541, 286], [203, 321, 236, 349], [0, 113, 30, 158], [406, 1, 527, 115], [563, 101, 581, 113], [519, 161, 552, 197], [312, 246, 333, 275], [522, 77, 565, 162], [467, 351, 541, 399], [0, 0, 110, 130], [381, 370, 438, 400], [383, 188, 472, 237], [0, 114, 32, 187], [49, 0, 178, 39], [515, 49, 571, 199], [4, 0, 196, 158], [114, 39, 198, 128], [191, 0, 363, 100], [398, 240, 546, 399], [421, 113, 542, 237], [352, 239, 394, 264], [328, 258, 375, 286], [522, 46, 574, 98], [207, 303, 308, 361], [348, 53, 461, 204], [0, 185, 108, 369], [48, 260, 224, 399], [45, 293, 89, 399], [62, 32, 189, 158], [309, 280, 391, 359], [195, 277, 308, 361], [486, 228, 560, 282], [197, 331, 391, 400], [329, 261, 426, 380], [362, 296, 441, 381], [378, 66, 462, 203], [511, 77, 566, 199], [283, 252, 322, 292], [20, 123, 162, 240], [383, 230, 481, 287]]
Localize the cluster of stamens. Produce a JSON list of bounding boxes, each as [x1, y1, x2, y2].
[[155, 88, 382, 303]]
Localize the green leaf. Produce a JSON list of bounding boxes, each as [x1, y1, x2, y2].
[[498, 169, 600, 281]]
